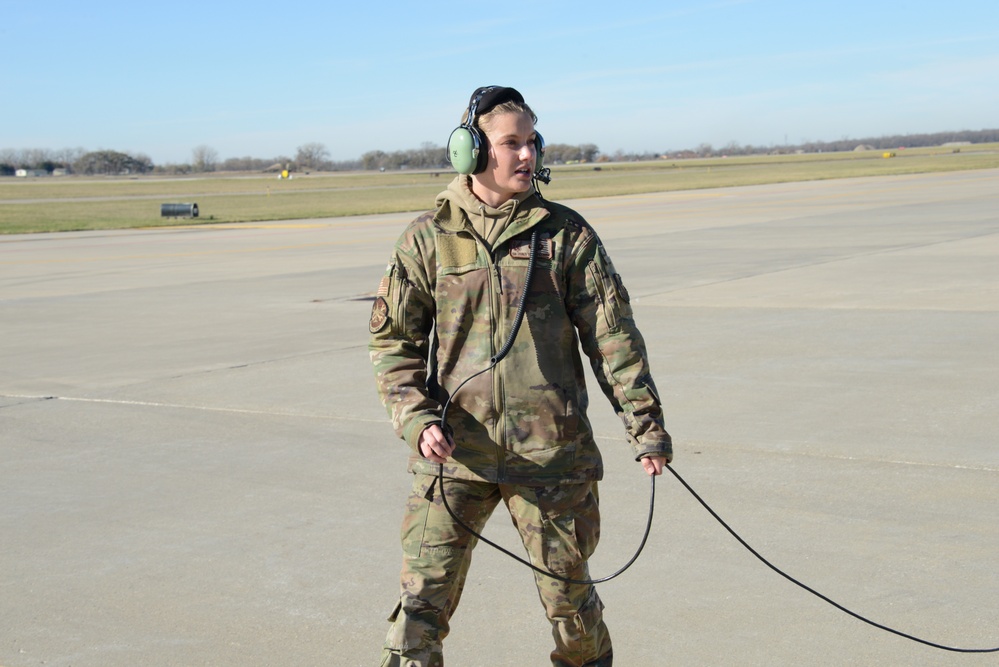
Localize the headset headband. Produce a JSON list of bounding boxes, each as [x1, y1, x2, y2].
[[465, 88, 490, 129], [465, 86, 526, 129]]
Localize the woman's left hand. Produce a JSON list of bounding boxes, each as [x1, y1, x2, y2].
[[641, 455, 668, 476]]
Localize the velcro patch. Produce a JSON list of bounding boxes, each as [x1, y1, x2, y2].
[[437, 234, 478, 268]]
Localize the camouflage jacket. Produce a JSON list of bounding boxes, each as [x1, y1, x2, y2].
[[369, 176, 672, 484]]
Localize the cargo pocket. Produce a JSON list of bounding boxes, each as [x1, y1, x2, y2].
[[574, 592, 605, 635], [386, 600, 403, 624], [400, 475, 436, 557], [382, 600, 410, 652], [573, 590, 609, 662], [383, 600, 429, 653], [538, 483, 601, 575]]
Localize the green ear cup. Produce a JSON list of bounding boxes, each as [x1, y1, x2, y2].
[[447, 126, 480, 175]]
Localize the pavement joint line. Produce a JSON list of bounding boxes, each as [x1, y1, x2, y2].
[[591, 433, 999, 473], [0, 237, 398, 265], [5, 391, 995, 474], [638, 227, 999, 300], [794, 454, 999, 473], [0, 393, 386, 423], [6, 392, 991, 474]]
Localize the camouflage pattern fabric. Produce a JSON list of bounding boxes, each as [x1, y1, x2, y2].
[[379, 474, 612, 667], [369, 176, 672, 487], [372, 177, 669, 665]]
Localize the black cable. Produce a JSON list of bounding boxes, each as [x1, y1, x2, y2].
[[427, 218, 995, 645], [436, 464, 655, 586], [436, 228, 657, 585], [665, 464, 999, 653], [439, 228, 539, 433], [489, 229, 537, 365], [426, 212, 996, 650]]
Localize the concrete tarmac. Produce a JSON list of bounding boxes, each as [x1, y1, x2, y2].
[[2, 169, 998, 666]]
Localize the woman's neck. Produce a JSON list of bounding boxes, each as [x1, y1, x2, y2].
[[469, 178, 513, 208]]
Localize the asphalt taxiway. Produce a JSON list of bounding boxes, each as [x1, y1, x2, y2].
[[2, 169, 997, 666]]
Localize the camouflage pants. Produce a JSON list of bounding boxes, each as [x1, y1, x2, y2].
[[379, 474, 613, 667]]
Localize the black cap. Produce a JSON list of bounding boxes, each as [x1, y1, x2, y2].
[[469, 86, 525, 117]]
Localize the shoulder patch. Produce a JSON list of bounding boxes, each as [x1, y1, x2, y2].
[[368, 296, 390, 333]]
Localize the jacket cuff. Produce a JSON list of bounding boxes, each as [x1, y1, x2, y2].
[[634, 440, 673, 463], [403, 413, 444, 454]]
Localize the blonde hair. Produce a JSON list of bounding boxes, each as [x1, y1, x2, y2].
[[463, 100, 538, 134]]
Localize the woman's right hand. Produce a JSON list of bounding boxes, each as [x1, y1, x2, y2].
[[419, 424, 455, 464]]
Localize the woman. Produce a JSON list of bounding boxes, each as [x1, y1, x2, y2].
[[369, 86, 672, 667]]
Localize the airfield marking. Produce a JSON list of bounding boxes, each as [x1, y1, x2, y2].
[[589, 174, 993, 226], [8, 390, 997, 474], [0, 236, 398, 265], [151, 223, 333, 230], [2, 393, 385, 422]]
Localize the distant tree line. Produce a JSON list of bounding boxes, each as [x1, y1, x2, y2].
[[795, 128, 999, 154], [361, 142, 449, 171], [3, 129, 997, 177], [75, 150, 154, 175], [678, 128, 999, 159], [0, 147, 155, 176], [358, 142, 602, 171], [543, 143, 600, 164]]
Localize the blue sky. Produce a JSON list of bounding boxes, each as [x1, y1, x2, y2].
[[3, 0, 997, 164]]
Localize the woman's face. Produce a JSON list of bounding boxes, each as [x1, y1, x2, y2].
[[473, 111, 538, 206]]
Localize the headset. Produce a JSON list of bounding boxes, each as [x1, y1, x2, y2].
[[446, 86, 549, 183]]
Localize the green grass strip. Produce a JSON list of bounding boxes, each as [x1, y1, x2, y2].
[[2, 144, 996, 234]]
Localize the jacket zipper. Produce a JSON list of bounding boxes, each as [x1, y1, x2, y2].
[[486, 249, 506, 480]]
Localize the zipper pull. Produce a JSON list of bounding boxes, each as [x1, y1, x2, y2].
[[494, 266, 503, 294]]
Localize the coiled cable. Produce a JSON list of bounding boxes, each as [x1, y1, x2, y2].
[[437, 228, 657, 585]]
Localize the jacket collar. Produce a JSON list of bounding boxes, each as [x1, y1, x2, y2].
[[433, 176, 550, 246]]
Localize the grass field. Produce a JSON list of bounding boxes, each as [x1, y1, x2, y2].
[[1, 143, 997, 234]]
